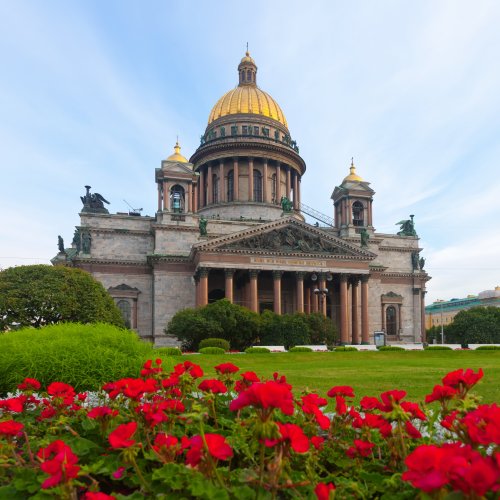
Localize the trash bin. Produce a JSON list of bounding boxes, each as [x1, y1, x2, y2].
[[374, 331, 386, 347]]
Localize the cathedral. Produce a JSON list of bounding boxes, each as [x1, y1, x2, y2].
[[53, 52, 430, 346]]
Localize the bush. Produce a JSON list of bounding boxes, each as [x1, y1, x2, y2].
[[165, 308, 223, 351], [245, 347, 271, 354], [198, 347, 226, 355], [258, 310, 285, 345], [447, 307, 500, 344], [424, 345, 452, 350], [282, 314, 310, 350], [288, 346, 313, 352], [198, 338, 230, 351], [475, 345, 500, 350], [301, 313, 337, 346], [0, 323, 155, 394], [334, 346, 358, 352], [156, 347, 182, 356], [0, 265, 124, 330], [378, 346, 405, 351]]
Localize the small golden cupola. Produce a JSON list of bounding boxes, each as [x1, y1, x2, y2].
[[343, 158, 364, 183], [166, 140, 188, 163]]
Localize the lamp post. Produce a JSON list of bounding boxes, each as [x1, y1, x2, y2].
[[440, 301, 445, 345]]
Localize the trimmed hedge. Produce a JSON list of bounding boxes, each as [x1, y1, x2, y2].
[[198, 338, 230, 351], [424, 345, 452, 350], [0, 323, 155, 394], [334, 346, 358, 352], [378, 346, 405, 351], [245, 347, 271, 354], [288, 346, 313, 353], [475, 345, 500, 350], [156, 347, 182, 356], [198, 347, 226, 355]]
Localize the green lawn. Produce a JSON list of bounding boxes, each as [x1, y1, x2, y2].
[[177, 351, 500, 405]]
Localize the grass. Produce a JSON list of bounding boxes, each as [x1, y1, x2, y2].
[[174, 351, 500, 405]]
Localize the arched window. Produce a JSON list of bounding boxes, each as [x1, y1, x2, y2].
[[227, 170, 234, 202], [247, 69, 252, 82], [271, 173, 277, 203], [386, 306, 397, 336], [170, 185, 185, 213], [352, 201, 364, 226], [117, 300, 131, 329], [253, 170, 262, 202], [212, 174, 219, 204]]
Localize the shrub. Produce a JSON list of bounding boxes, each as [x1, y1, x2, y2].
[[447, 307, 500, 344], [282, 314, 310, 349], [301, 313, 337, 346], [165, 308, 223, 351], [424, 345, 452, 350], [156, 347, 182, 356], [198, 338, 230, 351], [475, 345, 500, 350], [288, 346, 313, 352], [198, 347, 226, 355], [258, 310, 285, 345], [245, 347, 271, 354], [378, 346, 405, 351], [334, 346, 358, 352], [0, 323, 155, 394], [0, 265, 124, 330]]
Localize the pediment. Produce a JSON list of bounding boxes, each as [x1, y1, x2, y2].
[[162, 162, 194, 175], [194, 218, 375, 260]]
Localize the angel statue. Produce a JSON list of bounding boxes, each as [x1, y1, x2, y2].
[[396, 214, 417, 237]]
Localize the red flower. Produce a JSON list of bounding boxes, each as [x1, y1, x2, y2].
[[400, 401, 426, 420], [17, 377, 41, 391], [0, 395, 27, 413], [241, 371, 260, 383], [315, 482, 336, 499], [441, 410, 459, 430], [37, 440, 80, 489], [0, 420, 24, 437], [405, 421, 422, 439], [311, 436, 325, 450], [174, 361, 204, 379], [442, 368, 483, 390], [83, 493, 116, 500], [47, 382, 76, 405], [229, 381, 294, 416], [185, 433, 233, 466], [103, 377, 158, 400], [140, 358, 163, 377], [198, 379, 228, 394], [265, 423, 309, 453], [152, 433, 180, 460], [301, 394, 330, 429], [379, 389, 406, 411], [87, 406, 119, 420], [462, 403, 500, 445], [112, 466, 126, 479], [327, 385, 354, 398], [108, 422, 137, 449], [346, 439, 375, 458], [214, 363, 239, 374], [402, 444, 449, 492], [334, 396, 347, 416], [425, 384, 458, 403], [360, 396, 382, 411], [136, 399, 185, 427]]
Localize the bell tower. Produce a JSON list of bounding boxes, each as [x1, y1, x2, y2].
[[331, 159, 375, 238]]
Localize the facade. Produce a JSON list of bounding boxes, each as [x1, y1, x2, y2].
[[53, 52, 430, 346], [425, 287, 500, 329]]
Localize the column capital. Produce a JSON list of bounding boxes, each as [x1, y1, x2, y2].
[[360, 274, 370, 284], [273, 270, 283, 280], [193, 273, 200, 283], [340, 273, 349, 283], [248, 156, 254, 162], [249, 269, 260, 278], [198, 267, 210, 278], [295, 271, 305, 280], [219, 159, 225, 166], [232, 157, 239, 163], [350, 275, 360, 285], [224, 268, 235, 278]]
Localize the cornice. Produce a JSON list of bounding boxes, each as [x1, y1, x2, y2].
[[147, 254, 191, 263], [84, 228, 153, 236], [73, 258, 149, 267], [378, 246, 423, 253]]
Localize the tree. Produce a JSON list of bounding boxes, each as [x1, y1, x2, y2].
[[301, 313, 337, 346], [0, 265, 124, 330], [446, 307, 500, 344]]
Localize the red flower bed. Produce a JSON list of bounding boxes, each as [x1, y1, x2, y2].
[[0, 364, 498, 498]]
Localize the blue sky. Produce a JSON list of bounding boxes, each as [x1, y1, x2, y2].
[[1, 0, 499, 303]]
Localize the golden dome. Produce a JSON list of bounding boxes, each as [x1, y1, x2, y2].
[[343, 159, 363, 182], [166, 141, 188, 163], [207, 52, 288, 128]]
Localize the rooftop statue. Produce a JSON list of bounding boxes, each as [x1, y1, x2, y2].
[[199, 217, 208, 236], [396, 214, 417, 237], [280, 196, 293, 213], [80, 185, 110, 214], [360, 228, 370, 248], [57, 235, 65, 254]]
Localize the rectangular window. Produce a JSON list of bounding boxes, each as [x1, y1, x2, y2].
[[231, 126, 238, 136], [262, 127, 270, 137], [242, 126, 248, 135], [254, 126, 259, 135]]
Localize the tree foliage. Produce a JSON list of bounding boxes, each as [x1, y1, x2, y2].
[[447, 307, 500, 344], [0, 265, 124, 330]]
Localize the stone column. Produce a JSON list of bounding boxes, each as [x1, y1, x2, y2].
[[319, 275, 327, 316], [361, 275, 369, 343], [186, 183, 191, 213], [351, 277, 360, 344], [157, 184, 162, 212], [193, 180, 198, 212], [199, 168, 205, 207], [276, 162, 281, 203], [286, 166, 291, 200], [233, 158, 239, 200], [297, 176, 301, 207], [225, 269, 234, 303], [293, 171, 299, 209], [163, 181, 169, 210], [420, 290, 427, 343], [295, 272, 304, 313], [249, 270, 259, 313], [248, 157, 254, 202], [207, 163, 213, 205], [219, 160, 225, 203], [368, 199, 373, 226], [340, 274, 349, 344], [263, 159, 269, 203], [194, 273, 200, 307], [199, 268, 209, 306], [273, 271, 283, 315], [304, 285, 311, 314]]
